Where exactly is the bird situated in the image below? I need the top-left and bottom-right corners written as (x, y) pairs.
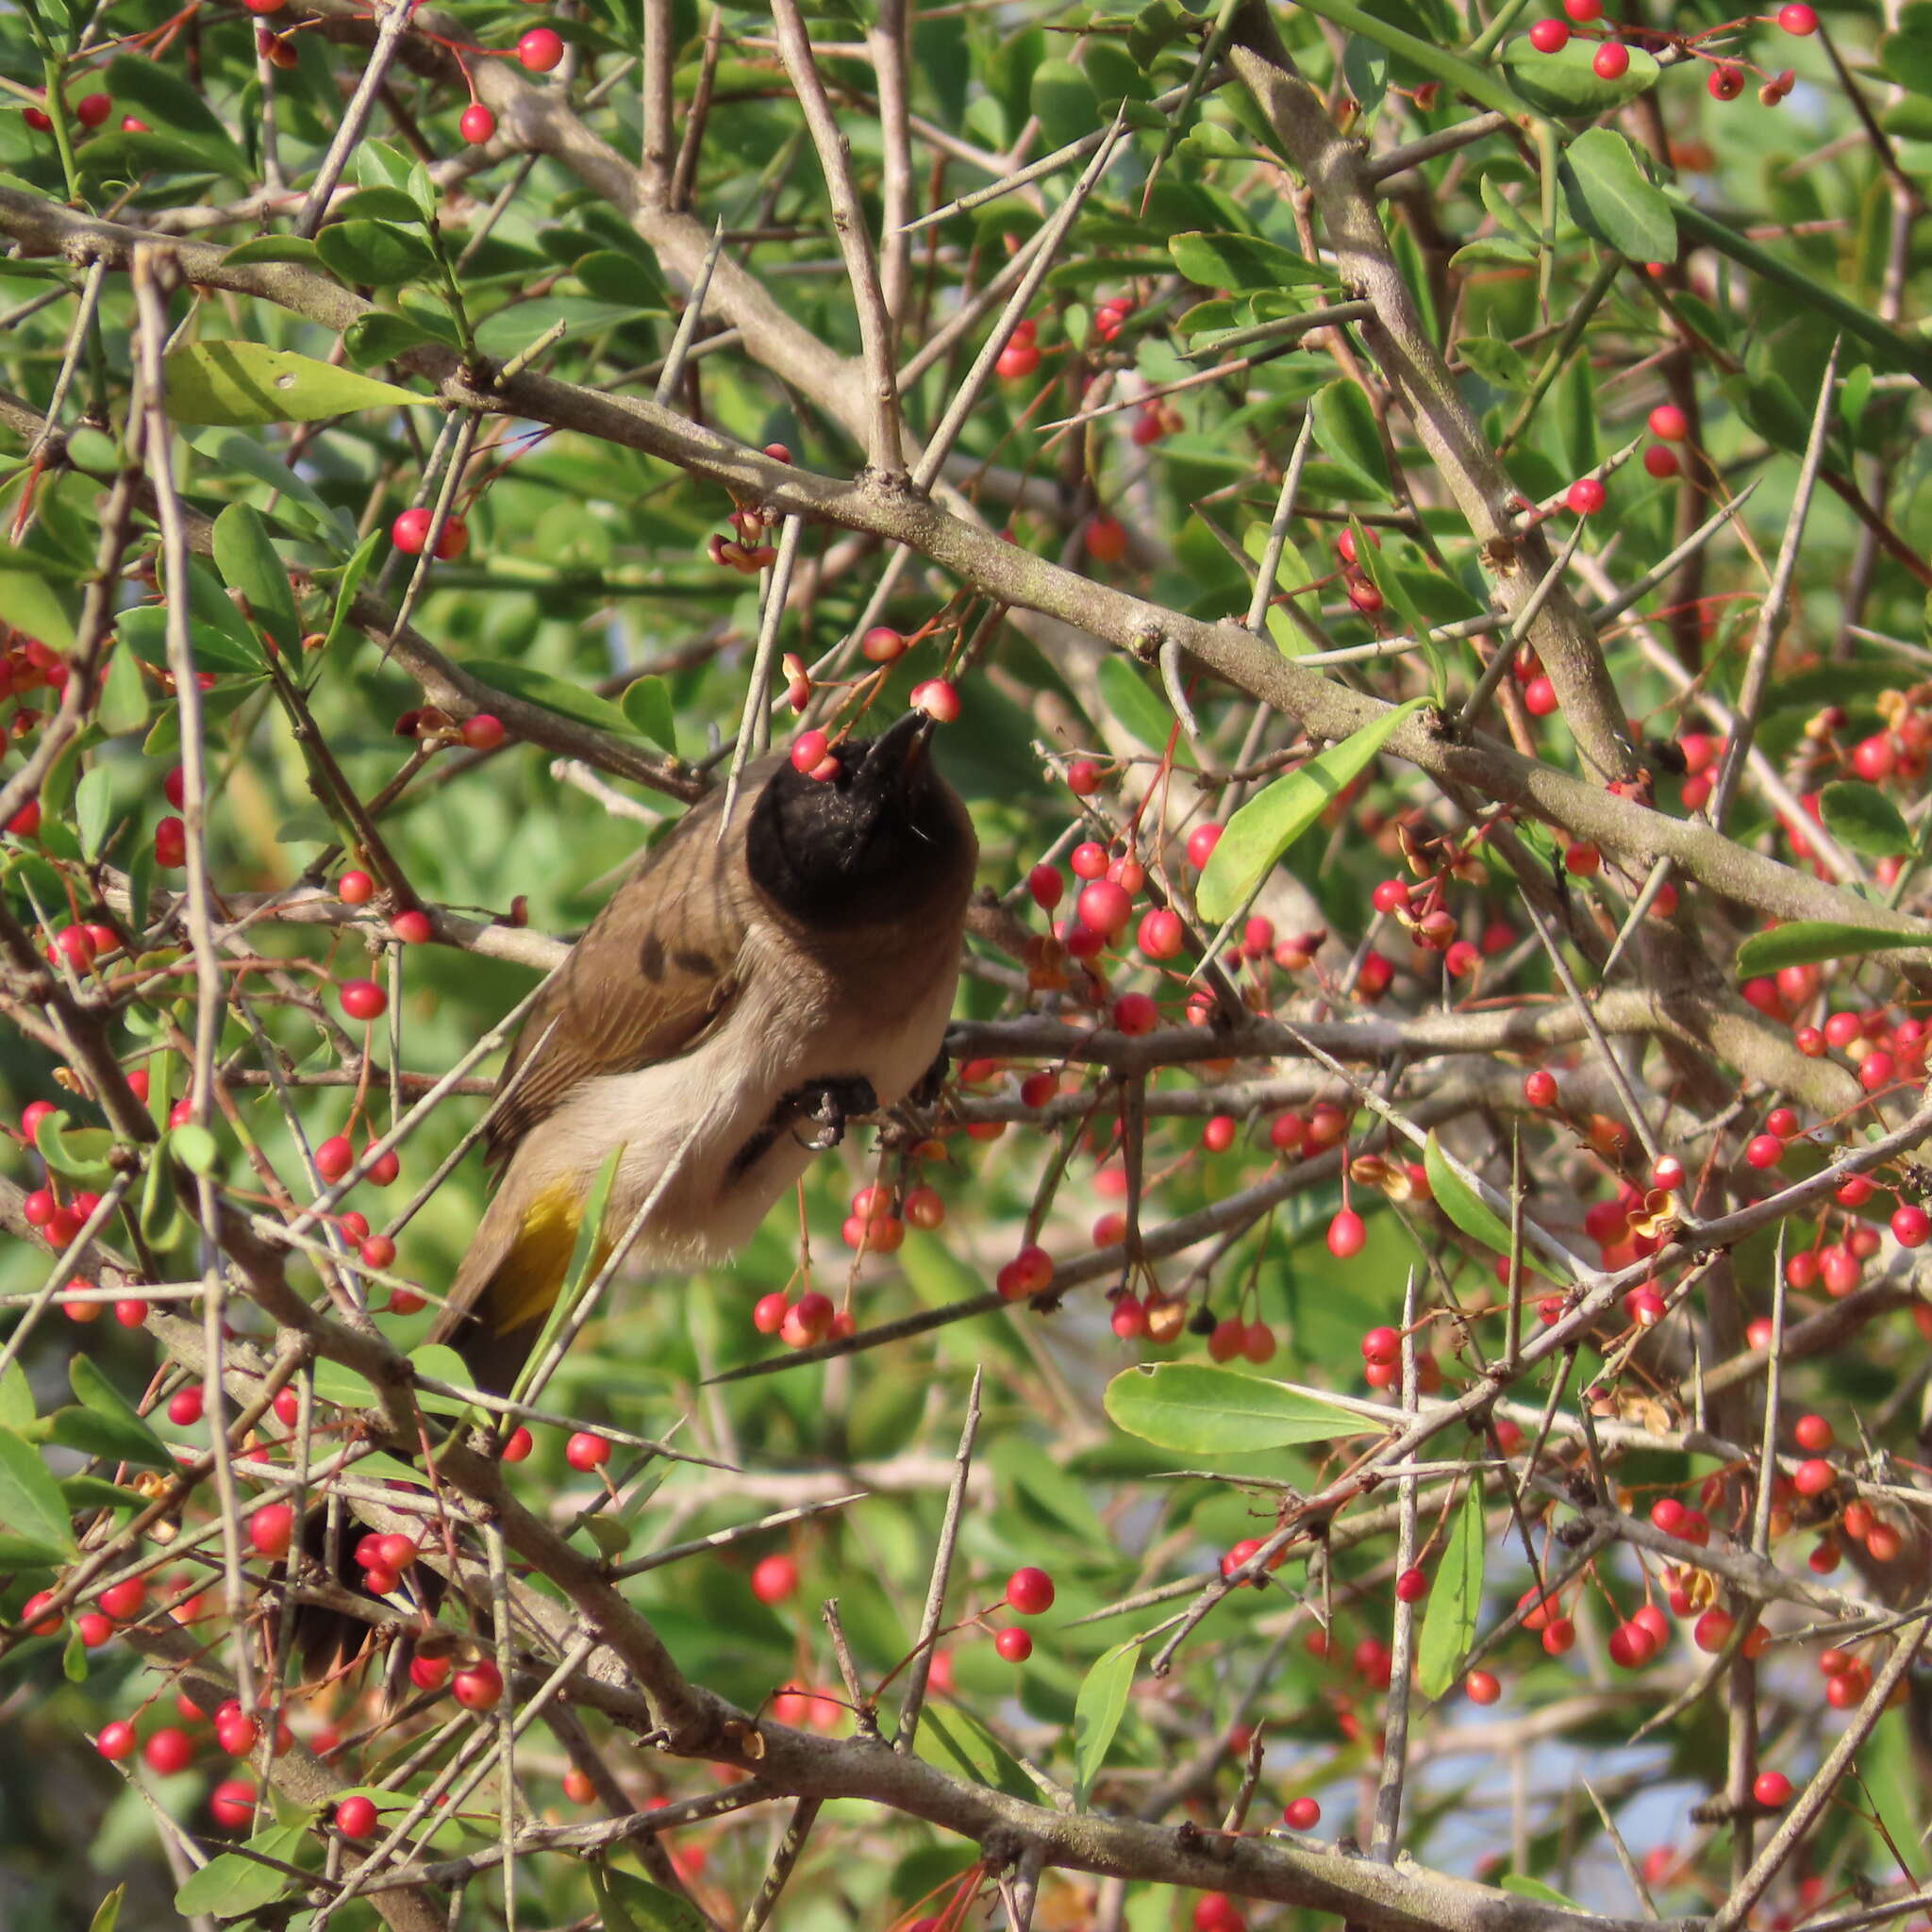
top-left (423, 708), bottom-right (978, 1395)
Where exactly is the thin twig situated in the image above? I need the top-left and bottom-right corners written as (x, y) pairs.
top-left (895, 1368), bottom-right (982, 1753)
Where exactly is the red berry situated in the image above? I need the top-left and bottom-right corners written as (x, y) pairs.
top-left (1524, 1069), bottom-right (1558, 1108)
top-left (1650, 404), bottom-right (1690, 441)
top-left (1793, 1413), bottom-right (1834, 1452)
top-left (339, 978), bottom-right (387, 1022)
top-left (1186, 824), bottom-right (1222, 868)
top-left (1591, 41), bottom-right (1629, 77)
top-left (517, 26), bottom-right (566, 71)
top-left (242, 0), bottom-right (284, 11)
top-left (23, 107), bottom-right (51, 133)
top-left (1707, 62), bottom-right (1744, 100)
top-left (316, 1135), bottom-right (355, 1182)
top-left (143, 1726), bottom-right (194, 1774)
top-left (97, 1720), bottom-right (138, 1761)
top-left (1465, 1669), bottom-right (1502, 1705)
top-left (1793, 1457), bottom-right (1836, 1497)
top-left (1565, 477), bottom-right (1606, 515)
top-left (391, 508), bottom-right (435, 555)
top-left (1076, 879), bottom-right (1133, 939)
top-left (459, 103), bottom-right (496, 144)
top-left (1642, 443), bottom-right (1679, 478)
top-left (20, 1590), bottom-right (61, 1636)
top-left (1777, 2), bottom-right (1816, 31)
top-left (1528, 18), bottom-right (1570, 50)
top-left (390, 908), bottom-right (433, 946)
top-left (337, 1794), bottom-right (379, 1839)
top-left (114, 1298), bottom-right (149, 1327)
top-left (1284, 1795), bottom-right (1322, 1829)
top-left (338, 869), bottom-right (375, 907)
top-left (216, 1714), bottom-right (258, 1756)
top-left (1066, 759), bottom-right (1103, 796)
top-left (453, 1660), bottom-right (504, 1709)
top-left (1395, 1567), bottom-right (1429, 1604)
top-left (751, 1554), bottom-right (799, 1605)
top-left (911, 677), bottom-right (960, 724)
top-left (1138, 908), bottom-right (1185, 959)
top-left (791, 729), bottom-right (831, 775)
top-left (753, 1291), bottom-right (791, 1335)
top-left (410, 1655), bottom-right (452, 1691)
top-left (98, 1576), bottom-right (146, 1621)
top-left (501, 1426), bottom-right (534, 1461)
top-left (1523, 675), bottom-right (1558, 717)
top-left (1892, 1205), bottom-right (1930, 1248)
top-left (1085, 515), bottom-right (1129, 565)
top-left (1327, 1208), bottom-right (1366, 1259)
top-left (210, 1778), bottom-right (257, 1828)
top-left (563, 1768), bottom-right (595, 1803)
top-left (75, 94), bottom-right (112, 128)
top-left (994, 1626), bottom-right (1033, 1662)
top-left (167, 1387), bottom-right (205, 1426)
top-left (1743, 1133), bottom-right (1784, 1170)
top-left (1112, 991), bottom-right (1158, 1036)
top-left (461, 713), bottom-right (506, 751)
top-left (361, 1234), bottom-right (398, 1270)
top-left (565, 1432), bottom-right (610, 1472)
top-left (861, 625), bottom-right (907, 663)
top-left (1754, 1772), bottom-right (1792, 1807)
top-left (249, 1503), bottom-right (294, 1560)
top-left (1006, 1566), bottom-right (1055, 1615)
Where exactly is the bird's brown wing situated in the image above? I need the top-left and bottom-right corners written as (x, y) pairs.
top-left (482, 770), bottom-right (767, 1167)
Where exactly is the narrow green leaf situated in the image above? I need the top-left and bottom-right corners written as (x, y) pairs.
top-left (48, 1406), bottom-right (175, 1473)
top-left (185, 426), bottom-right (352, 547)
top-left (169, 1122), bottom-right (219, 1174)
top-left (1734, 922), bottom-right (1932, 977)
top-left (69, 1354), bottom-right (172, 1470)
top-left (0, 1534), bottom-right (67, 1567)
top-left (1290, 0), bottom-right (1533, 117)
top-left (1104, 1363), bottom-right (1367, 1454)
top-left (1423, 1128), bottom-right (1522, 1265)
top-left (1558, 128), bottom-right (1676, 265)
top-left (1096, 657), bottom-right (1182, 756)
top-left (912, 1702), bottom-right (1037, 1800)
top-left (0, 1428), bottom-right (77, 1554)
top-left (620, 675), bottom-right (678, 753)
top-left (1502, 1876), bottom-right (1585, 1908)
top-left (1169, 231), bottom-right (1339, 291)
top-left (467, 660), bottom-right (636, 737)
top-left (35, 1116), bottom-right (117, 1188)
top-left (590, 1865), bottom-right (707, 1932)
top-left (74, 768), bottom-right (111, 860)
top-left (1031, 58), bottom-right (1101, 151)
top-left (1311, 378), bottom-right (1391, 501)
top-left (212, 504), bottom-right (300, 657)
top-left (1195, 700), bottom-right (1424, 922)
top-left (320, 529), bottom-right (383, 657)
top-left (162, 341), bottom-right (431, 426)
top-left (1820, 780), bottom-right (1913, 858)
top-left (90, 1883), bottom-right (126, 1932)
top-left (1417, 1475), bottom-right (1486, 1697)
top-left (104, 54), bottom-right (248, 172)
top-left (1072, 1641), bottom-right (1139, 1807)
top-left (0, 1362), bottom-right (34, 1429)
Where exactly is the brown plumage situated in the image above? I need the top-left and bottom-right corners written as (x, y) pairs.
top-left (425, 711), bottom-right (977, 1392)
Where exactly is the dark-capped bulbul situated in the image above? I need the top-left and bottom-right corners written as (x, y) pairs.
top-left (425, 710), bottom-right (977, 1393)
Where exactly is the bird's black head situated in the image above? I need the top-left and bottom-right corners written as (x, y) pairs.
top-left (746, 712), bottom-right (974, 930)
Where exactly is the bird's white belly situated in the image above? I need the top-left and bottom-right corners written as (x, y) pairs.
top-left (530, 930), bottom-right (958, 1267)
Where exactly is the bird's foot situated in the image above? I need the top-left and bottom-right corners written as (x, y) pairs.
top-left (789, 1074), bottom-right (878, 1151)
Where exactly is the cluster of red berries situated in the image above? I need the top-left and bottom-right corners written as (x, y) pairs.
top-left (1091, 293), bottom-right (1135, 344)
top-left (993, 1564), bottom-right (1055, 1663)
top-left (1523, 2), bottom-right (1812, 105)
top-left (391, 507), bottom-right (469, 560)
top-left (751, 1287), bottom-right (851, 1350)
top-left (995, 317), bottom-right (1041, 380)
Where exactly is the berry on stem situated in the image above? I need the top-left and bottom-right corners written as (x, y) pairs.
top-left (1006, 1566), bottom-right (1055, 1615)
top-left (518, 26), bottom-right (566, 71)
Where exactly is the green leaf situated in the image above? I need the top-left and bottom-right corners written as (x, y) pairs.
top-left (1558, 128), bottom-right (1676, 264)
top-left (620, 675), bottom-right (678, 753)
top-left (473, 298), bottom-right (651, 359)
top-left (1417, 1474), bottom-right (1485, 1697)
top-left (0, 1363), bottom-right (34, 1429)
top-left (162, 341), bottom-right (431, 426)
top-left (35, 1116), bottom-right (117, 1188)
top-left (344, 311), bottom-right (442, 369)
top-left (1502, 1876), bottom-right (1585, 1909)
top-left (0, 549), bottom-right (79, 653)
top-left (1032, 59), bottom-right (1101, 152)
top-left (0, 1534), bottom-right (66, 1567)
top-left (185, 426), bottom-right (352, 547)
top-left (1290, 0), bottom-right (1532, 117)
top-left (169, 1122), bottom-right (219, 1174)
top-left (313, 219), bottom-right (438, 288)
top-left (334, 185), bottom-right (426, 226)
top-left (1880, 28), bottom-right (1932, 94)
top-left (1734, 922), bottom-right (1932, 977)
top-left (466, 660), bottom-right (636, 737)
top-left (1310, 378), bottom-right (1392, 501)
top-left (48, 1406), bottom-right (175, 1473)
top-left (77, 129), bottom-right (241, 181)
top-left (912, 1702), bottom-right (1036, 1800)
top-left (1195, 700), bottom-right (1424, 922)
top-left (174, 1849), bottom-right (291, 1918)
top-left (1104, 1364), bottom-right (1367, 1454)
top-left (103, 54), bottom-right (248, 174)
top-left (1424, 1128), bottom-right (1526, 1268)
top-left (69, 1354), bottom-right (172, 1471)
top-left (590, 1865), bottom-right (708, 1932)
top-left (222, 236), bottom-right (325, 268)
top-left (1096, 657), bottom-right (1181, 756)
top-left (90, 1884), bottom-right (125, 1932)
top-left (212, 504), bottom-right (300, 657)
top-left (75, 768), bottom-right (111, 860)
top-left (1499, 36), bottom-right (1661, 114)
top-left (0, 1428), bottom-right (76, 1554)
top-left (1169, 231), bottom-right (1339, 291)
top-left (1072, 1641), bottom-right (1138, 1807)
top-left (117, 605), bottom-right (266, 678)
top-left (319, 529), bottom-right (382, 657)
top-left (1820, 780), bottom-right (1913, 859)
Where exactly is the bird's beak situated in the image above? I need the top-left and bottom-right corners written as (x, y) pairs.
top-left (861, 709), bottom-right (935, 790)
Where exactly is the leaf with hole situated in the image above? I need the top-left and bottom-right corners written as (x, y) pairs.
top-left (1105, 1363), bottom-right (1367, 1454)
top-left (1195, 700), bottom-right (1424, 922)
top-left (162, 341), bottom-right (430, 426)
